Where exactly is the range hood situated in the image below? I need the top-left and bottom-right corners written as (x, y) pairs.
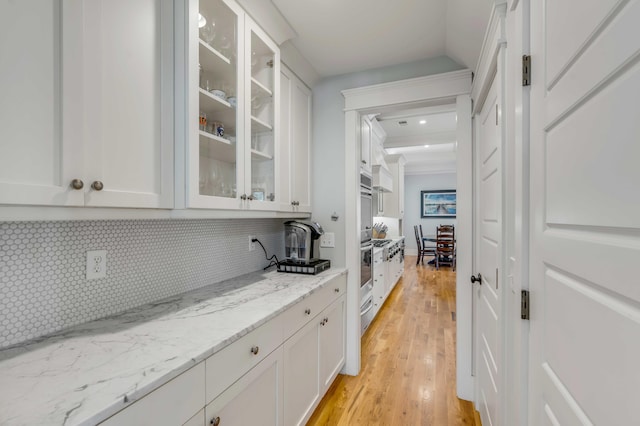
top-left (372, 164), bottom-right (393, 192)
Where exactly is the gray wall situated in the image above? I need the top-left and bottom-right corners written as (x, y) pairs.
top-left (311, 56), bottom-right (463, 267)
top-left (403, 172), bottom-right (457, 254)
top-left (0, 218), bottom-right (285, 349)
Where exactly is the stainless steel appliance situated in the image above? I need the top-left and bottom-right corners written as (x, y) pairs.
top-left (360, 174), bottom-right (373, 243)
top-left (360, 174), bottom-right (374, 335)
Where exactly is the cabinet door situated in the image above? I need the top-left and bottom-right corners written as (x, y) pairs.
top-left (245, 17), bottom-right (280, 210)
top-left (397, 161), bottom-right (405, 218)
top-left (188, 0), bottom-right (245, 209)
top-left (361, 117), bottom-right (372, 174)
top-left (82, 0), bottom-right (174, 208)
top-left (0, 1), bottom-right (83, 206)
top-left (205, 347), bottom-right (283, 426)
top-left (290, 75), bottom-right (312, 212)
top-left (279, 65), bottom-right (311, 213)
top-left (319, 296), bottom-right (346, 391)
top-left (283, 315), bottom-right (321, 426)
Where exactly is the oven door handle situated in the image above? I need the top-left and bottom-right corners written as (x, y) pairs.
top-left (361, 297), bottom-right (374, 315)
top-left (360, 244), bottom-right (373, 251)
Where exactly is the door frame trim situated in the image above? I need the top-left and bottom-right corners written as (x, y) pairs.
top-left (342, 69), bottom-right (474, 399)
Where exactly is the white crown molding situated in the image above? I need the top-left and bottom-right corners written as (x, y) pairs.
top-left (342, 69), bottom-right (472, 112)
top-left (236, 0), bottom-right (297, 45)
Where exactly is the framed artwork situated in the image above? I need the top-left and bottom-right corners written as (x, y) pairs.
top-left (421, 190), bottom-right (456, 218)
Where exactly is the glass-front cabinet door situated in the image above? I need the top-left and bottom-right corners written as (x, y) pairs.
top-left (245, 19), bottom-right (279, 209)
top-left (187, 0), bottom-right (280, 210)
top-left (190, 0), bottom-right (244, 208)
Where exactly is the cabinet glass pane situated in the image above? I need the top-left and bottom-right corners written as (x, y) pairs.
top-left (249, 31), bottom-right (275, 203)
top-left (198, 0), bottom-right (239, 198)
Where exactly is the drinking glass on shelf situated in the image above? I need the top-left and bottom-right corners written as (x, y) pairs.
top-left (199, 17), bottom-right (216, 45)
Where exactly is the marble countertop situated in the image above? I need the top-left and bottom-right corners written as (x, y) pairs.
top-left (0, 268), bottom-right (347, 425)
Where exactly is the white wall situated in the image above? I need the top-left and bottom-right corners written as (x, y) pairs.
top-left (311, 56), bottom-right (463, 267)
top-left (403, 172), bottom-right (457, 255)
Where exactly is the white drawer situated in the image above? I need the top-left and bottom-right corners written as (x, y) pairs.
top-left (205, 313), bottom-right (283, 403)
top-left (282, 274), bottom-right (346, 338)
top-left (100, 362), bottom-right (205, 426)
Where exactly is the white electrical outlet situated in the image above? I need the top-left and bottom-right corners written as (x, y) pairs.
top-left (249, 235), bottom-right (256, 251)
top-left (86, 250), bottom-right (107, 280)
top-left (320, 232), bottom-right (335, 248)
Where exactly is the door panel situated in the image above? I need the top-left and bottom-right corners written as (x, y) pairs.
top-left (530, 0), bottom-right (640, 424)
top-left (475, 75), bottom-right (502, 426)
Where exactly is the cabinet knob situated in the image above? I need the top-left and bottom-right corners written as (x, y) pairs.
top-left (305, 308), bottom-right (311, 315)
top-left (250, 346), bottom-right (259, 355)
top-left (247, 195), bottom-right (254, 201)
top-left (320, 319), bottom-right (325, 326)
top-left (70, 179), bottom-right (84, 190)
top-left (325, 317), bottom-right (329, 324)
top-left (210, 416), bottom-right (221, 426)
top-left (91, 181), bottom-right (104, 191)
top-left (334, 288), bottom-right (339, 293)
top-left (240, 194), bottom-right (247, 200)
top-left (361, 160), bottom-right (366, 164)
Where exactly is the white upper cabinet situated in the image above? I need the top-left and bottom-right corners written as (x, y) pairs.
top-left (360, 116), bottom-right (372, 175)
top-left (280, 65), bottom-right (312, 213)
top-left (183, 0), bottom-right (280, 211)
top-left (82, 0), bottom-right (174, 208)
top-left (383, 155), bottom-right (405, 219)
top-left (0, 0), bottom-right (174, 209)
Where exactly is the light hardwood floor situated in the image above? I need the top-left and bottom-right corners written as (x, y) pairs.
top-left (307, 255), bottom-right (480, 426)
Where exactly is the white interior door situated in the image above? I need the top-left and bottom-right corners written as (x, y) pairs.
top-left (474, 74), bottom-right (503, 426)
top-left (529, 0), bottom-right (640, 424)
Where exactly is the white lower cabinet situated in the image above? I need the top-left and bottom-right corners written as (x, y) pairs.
top-left (205, 347), bottom-right (284, 426)
top-left (283, 315), bottom-right (321, 426)
top-left (100, 362), bottom-right (205, 426)
top-left (319, 297), bottom-right (346, 390)
top-left (283, 295), bottom-right (345, 426)
top-left (98, 274), bottom-right (346, 426)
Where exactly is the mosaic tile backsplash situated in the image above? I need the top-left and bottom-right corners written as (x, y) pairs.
top-left (0, 218), bottom-right (286, 349)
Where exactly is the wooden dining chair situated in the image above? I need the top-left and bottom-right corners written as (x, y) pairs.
top-left (435, 225), bottom-right (456, 270)
top-left (414, 225), bottom-right (436, 265)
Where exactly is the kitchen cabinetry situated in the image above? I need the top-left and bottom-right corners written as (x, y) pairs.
top-left (280, 65), bottom-right (312, 213)
top-left (383, 155), bottom-right (406, 219)
top-left (360, 116), bottom-right (372, 175)
top-left (100, 362), bottom-right (205, 426)
top-left (97, 273), bottom-right (346, 426)
top-left (372, 248), bottom-right (385, 317)
top-left (183, 0), bottom-right (280, 211)
top-left (205, 347), bottom-right (284, 426)
top-left (283, 294), bottom-right (345, 426)
top-left (0, 0), bottom-right (174, 209)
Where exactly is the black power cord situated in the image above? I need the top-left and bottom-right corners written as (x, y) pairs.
top-left (252, 238), bottom-right (280, 270)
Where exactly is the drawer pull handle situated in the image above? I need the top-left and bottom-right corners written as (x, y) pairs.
top-left (305, 308), bottom-right (311, 315)
top-left (210, 416), bottom-right (221, 426)
top-left (250, 346), bottom-right (259, 355)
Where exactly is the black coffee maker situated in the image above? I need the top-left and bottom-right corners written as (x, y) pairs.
top-left (279, 221), bottom-right (330, 274)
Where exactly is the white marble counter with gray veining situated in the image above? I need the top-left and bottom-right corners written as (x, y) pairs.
top-left (0, 268), bottom-right (347, 425)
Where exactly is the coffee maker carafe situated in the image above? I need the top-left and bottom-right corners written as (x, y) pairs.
top-left (284, 221), bottom-right (323, 264)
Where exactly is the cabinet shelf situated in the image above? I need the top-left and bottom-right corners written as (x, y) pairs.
top-left (251, 116), bottom-right (273, 133)
top-left (251, 77), bottom-right (272, 97)
top-left (199, 130), bottom-right (236, 163)
top-left (200, 89), bottom-right (236, 134)
top-left (199, 39), bottom-right (231, 65)
top-left (251, 149), bottom-right (273, 161)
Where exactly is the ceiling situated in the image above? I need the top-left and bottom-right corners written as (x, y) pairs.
top-left (376, 105), bottom-right (458, 174)
top-left (272, 0), bottom-right (493, 77)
